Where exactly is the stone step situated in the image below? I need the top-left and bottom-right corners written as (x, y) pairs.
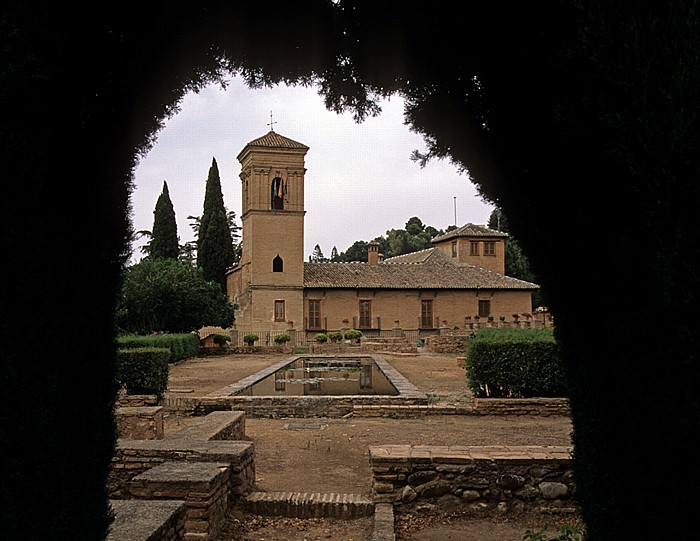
top-left (243, 491), bottom-right (374, 519)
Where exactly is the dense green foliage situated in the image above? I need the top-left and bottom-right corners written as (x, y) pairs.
top-left (198, 158), bottom-right (236, 290)
top-left (274, 333), bottom-right (291, 344)
top-left (343, 329), bottom-right (363, 341)
top-left (116, 258), bottom-right (235, 334)
top-left (148, 181), bottom-right (180, 260)
top-left (465, 329), bottom-right (565, 398)
top-left (117, 333), bottom-right (199, 363)
top-left (243, 333), bottom-right (259, 345)
top-left (115, 347), bottom-right (170, 396)
top-left (325, 216), bottom-right (445, 262)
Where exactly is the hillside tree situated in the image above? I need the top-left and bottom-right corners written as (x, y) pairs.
top-left (148, 181), bottom-right (179, 260)
top-left (198, 157), bottom-right (236, 290)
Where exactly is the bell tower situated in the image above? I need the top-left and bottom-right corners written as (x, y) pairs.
top-left (226, 130), bottom-right (309, 329)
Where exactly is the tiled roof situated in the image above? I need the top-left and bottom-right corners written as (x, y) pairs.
top-left (381, 248), bottom-right (434, 264)
top-left (242, 130), bottom-right (309, 151)
top-left (431, 223), bottom-right (508, 243)
top-left (304, 249), bottom-right (538, 290)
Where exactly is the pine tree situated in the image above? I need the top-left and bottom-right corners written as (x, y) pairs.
top-left (309, 244), bottom-right (327, 262)
top-left (149, 181), bottom-right (179, 259)
top-left (198, 158), bottom-right (235, 290)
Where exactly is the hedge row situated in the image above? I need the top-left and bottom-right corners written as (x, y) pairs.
top-left (465, 328), bottom-right (566, 398)
top-left (117, 333), bottom-right (199, 363)
top-left (116, 347), bottom-right (170, 396)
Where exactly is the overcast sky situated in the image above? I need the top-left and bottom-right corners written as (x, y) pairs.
top-left (130, 75), bottom-right (494, 263)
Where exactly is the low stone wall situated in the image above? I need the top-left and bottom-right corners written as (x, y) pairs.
top-left (108, 500), bottom-right (186, 541)
top-left (128, 461), bottom-right (230, 541)
top-left (424, 334), bottom-right (470, 353)
top-left (109, 439), bottom-right (255, 500)
top-left (196, 395), bottom-right (428, 418)
top-left (370, 445), bottom-right (576, 516)
top-left (474, 398), bottom-right (570, 416)
top-left (116, 406), bottom-right (164, 440)
top-left (163, 411), bottom-right (245, 442)
top-left (118, 393), bottom-right (159, 407)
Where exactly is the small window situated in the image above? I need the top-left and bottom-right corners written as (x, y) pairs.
top-left (271, 177), bottom-right (284, 210)
top-left (359, 300), bottom-right (372, 328)
top-left (273, 255), bottom-right (283, 272)
top-left (484, 242), bottom-right (496, 256)
top-left (478, 299), bottom-right (491, 318)
top-left (274, 300), bottom-right (285, 321)
top-left (308, 300), bottom-right (322, 329)
top-left (470, 241), bottom-right (479, 256)
top-left (451, 241), bottom-right (458, 258)
top-left (420, 299), bottom-right (434, 329)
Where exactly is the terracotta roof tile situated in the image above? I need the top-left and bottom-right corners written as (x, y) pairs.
top-left (432, 223), bottom-right (508, 243)
top-left (304, 249), bottom-right (538, 290)
top-left (243, 130), bottom-right (309, 150)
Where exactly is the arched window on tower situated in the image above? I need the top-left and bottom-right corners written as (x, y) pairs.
top-left (271, 177), bottom-right (284, 210)
top-left (273, 255), bottom-right (283, 272)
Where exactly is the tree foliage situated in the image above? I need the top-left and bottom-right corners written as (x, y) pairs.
top-left (329, 216), bottom-right (445, 262)
top-left (116, 258), bottom-right (235, 334)
top-left (197, 157), bottom-right (237, 290)
top-left (148, 181), bottom-right (180, 260)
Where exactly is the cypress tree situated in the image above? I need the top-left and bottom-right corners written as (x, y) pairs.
top-left (198, 209), bottom-right (234, 291)
top-left (198, 158), bottom-right (235, 290)
top-left (149, 181), bottom-right (179, 260)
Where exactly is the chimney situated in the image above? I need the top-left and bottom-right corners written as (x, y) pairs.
top-left (367, 241), bottom-right (380, 266)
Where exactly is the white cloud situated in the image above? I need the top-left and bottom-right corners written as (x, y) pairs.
top-left (130, 76), bottom-right (493, 261)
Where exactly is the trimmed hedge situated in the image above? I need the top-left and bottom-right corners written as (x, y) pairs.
top-left (116, 347), bottom-right (170, 396)
top-left (117, 333), bottom-right (199, 363)
top-left (465, 328), bottom-right (566, 398)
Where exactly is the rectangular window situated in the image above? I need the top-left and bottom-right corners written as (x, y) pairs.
top-left (274, 300), bottom-right (285, 321)
top-left (359, 300), bottom-right (372, 328)
top-left (484, 242), bottom-right (495, 256)
top-left (451, 241), bottom-right (458, 258)
top-left (470, 241), bottom-right (479, 256)
top-left (478, 299), bottom-right (491, 318)
top-left (421, 300), bottom-right (434, 329)
top-left (308, 300), bottom-right (321, 329)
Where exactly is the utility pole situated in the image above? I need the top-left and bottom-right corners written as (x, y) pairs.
top-left (453, 196), bottom-right (457, 226)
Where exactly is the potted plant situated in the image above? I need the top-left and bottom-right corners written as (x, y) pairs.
top-left (314, 333), bottom-right (328, 343)
top-left (243, 333), bottom-right (259, 347)
top-left (274, 333), bottom-right (291, 346)
top-left (212, 334), bottom-right (230, 347)
top-left (344, 329), bottom-right (363, 343)
top-left (328, 331), bottom-right (343, 343)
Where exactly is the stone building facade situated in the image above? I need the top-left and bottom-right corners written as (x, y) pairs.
top-left (226, 130), bottom-right (538, 333)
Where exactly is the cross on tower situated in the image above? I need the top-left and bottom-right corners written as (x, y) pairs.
top-left (267, 110), bottom-right (277, 132)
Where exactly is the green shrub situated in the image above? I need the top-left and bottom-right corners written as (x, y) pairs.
top-left (314, 332), bottom-right (328, 343)
top-left (343, 329), bottom-right (363, 341)
top-left (243, 333), bottom-right (259, 345)
top-left (116, 347), bottom-right (170, 396)
top-left (465, 328), bottom-right (566, 398)
top-left (117, 333), bottom-right (199, 363)
top-left (212, 333), bottom-right (230, 346)
top-left (328, 331), bottom-right (344, 343)
top-left (274, 333), bottom-right (291, 344)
